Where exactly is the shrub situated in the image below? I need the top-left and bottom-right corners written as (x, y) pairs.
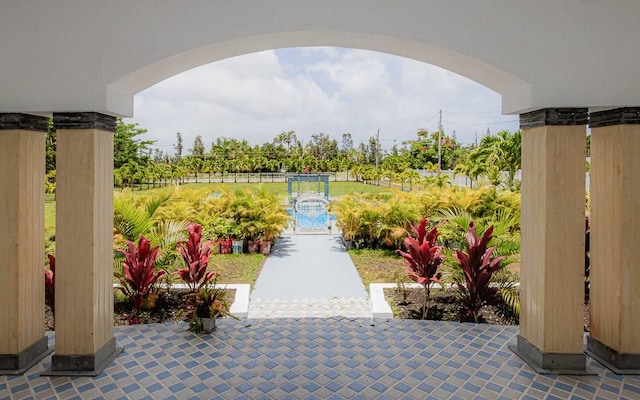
top-left (117, 235), bottom-right (165, 324)
top-left (453, 222), bottom-right (505, 323)
top-left (398, 218), bottom-right (444, 319)
top-left (175, 222), bottom-right (215, 292)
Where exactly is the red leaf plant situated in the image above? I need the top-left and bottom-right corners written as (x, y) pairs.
top-left (118, 235), bottom-right (165, 324)
top-left (398, 218), bottom-right (444, 319)
top-left (44, 254), bottom-right (56, 320)
top-left (175, 222), bottom-right (215, 293)
top-left (453, 222), bottom-right (506, 323)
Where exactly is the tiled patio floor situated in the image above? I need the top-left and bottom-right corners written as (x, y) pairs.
top-left (2, 318), bottom-right (639, 399)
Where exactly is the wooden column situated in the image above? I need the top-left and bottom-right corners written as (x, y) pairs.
top-left (512, 108), bottom-right (588, 374)
top-left (587, 108), bottom-right (640, 374)
top-left (45, 113), bottom-right (122, 376)
top-left (0, 114), bottom-right (51, 375)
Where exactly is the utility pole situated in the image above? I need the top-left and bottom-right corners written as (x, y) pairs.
top-left (375, 128), bottom-right (380, 170)
top-left (437, 109), bottom-right (442, 176)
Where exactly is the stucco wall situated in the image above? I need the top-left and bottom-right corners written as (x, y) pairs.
top-left (1, 1), bottom-right (640, 116)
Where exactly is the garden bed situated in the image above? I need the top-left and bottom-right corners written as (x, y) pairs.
top-left (45, 288), bottom-right (238, 331)
top-left (384, 287), bottom-right (516, 325)
top-left (382, 286), bottom-right (591, 331)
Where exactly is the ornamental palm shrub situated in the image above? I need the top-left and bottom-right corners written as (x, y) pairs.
top-left (330, 193), bottom-right (368, 243)
top-left (453, 222), bottom-right (506, 323)
top-left (175, 222), bottom-right (215, 293)
top-left (113, 188), bottom-right (175, 244)
top-left (377, 192), bottom-right (421, 248)
top-left (256, 189), bottom-right (291, 242)
top-left (117, 235), bottom-right (165, 324)
top-left (44, 254), bottom-right (56, 319)
top-left (398, 218), bottom-right (444, 319)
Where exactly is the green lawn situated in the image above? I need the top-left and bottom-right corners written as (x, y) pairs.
top-left (45, 198), bottom-right (56, 239)
top-left (211, 254), bottom-right (265, 287)
top-left (348, 249), bottom-right (410, 288)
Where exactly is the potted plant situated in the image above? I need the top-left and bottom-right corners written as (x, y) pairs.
top-left (230, 224), bottom-right (244, 254)
top-left (258, 204), bottom-right (291, 255)
top-left (247, 238), bottom-right (260, 254)
top-left (214, 219), bottom-right (234, 254)
top-left (188, 276), bottom-right (238, 333)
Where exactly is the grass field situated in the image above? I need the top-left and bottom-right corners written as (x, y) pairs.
top-left (207, 253), bottom-right (266, 287)
top-left (348, 249), bottom-right (409, 288)
top-left (45, 198), bottom-right (56, 239)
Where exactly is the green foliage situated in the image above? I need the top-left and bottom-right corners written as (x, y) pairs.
top-left (187, 276), bottom-right (239, 333)
top-left (331, 186), bottom-right (521, 255)
top-left (45, 120), bottom-right (56, 172)
top-left (463, 130), bottom-right (522, 189)
top-left (407, 129), bottom-right (464, 170)
top-left (190, 135), bottom-right (206, 157)
top-left (114, 119), bottom-right (155, 169)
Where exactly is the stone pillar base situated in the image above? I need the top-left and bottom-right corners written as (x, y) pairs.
top-left (0, 336), bottom-right (52, 375)
top-left (43, 337), bottom-right (123, 377)
top-left (509, 335), bottom-right (593, 375)
top-left (586, 336), bottom-right (640, 375)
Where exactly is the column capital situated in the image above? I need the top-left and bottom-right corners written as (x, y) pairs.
top-left (53, 112), bottom-right (117, 132)
top-left (0, 113), bottom-right (49, 132)
top-left (520, 108), bottom-right (588, 129)
top-left (589, 107), bottom-right (640, 128)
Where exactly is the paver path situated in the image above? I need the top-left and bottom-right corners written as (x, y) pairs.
top-left (249, 235), bottom-right (370, 318)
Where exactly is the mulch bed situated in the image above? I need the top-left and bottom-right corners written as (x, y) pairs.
top-left (384, 287), bottom-right (517, 325)
top-left (45, 289), bottom-right (236, 331)
top-left (385, 287), bottom-right (591, 331)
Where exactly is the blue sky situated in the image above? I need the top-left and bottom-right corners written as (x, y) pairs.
top-left (125, 47), bottom-right (519, 154)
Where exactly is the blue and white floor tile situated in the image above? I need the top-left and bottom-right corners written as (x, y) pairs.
top-left (2, 318), bottom-right (640, 399)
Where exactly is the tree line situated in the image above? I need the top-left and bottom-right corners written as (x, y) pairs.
top-left (45, 119), bottom-right (525, 190)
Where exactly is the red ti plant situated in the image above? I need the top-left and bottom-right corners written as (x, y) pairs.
top-left (118, 235), bottom-right (165, 324)
top-left (44, 254), bottom-right (56, 319)
top-left (453, 222), bottom-right (506, 323)
top-left (175, 222), bottom-right (215, 293)
top-left (398, 218), bottom-right (444, 319)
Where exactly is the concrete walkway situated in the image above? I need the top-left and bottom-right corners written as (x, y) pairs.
top-left (249, 235), bottom-right (370, 318)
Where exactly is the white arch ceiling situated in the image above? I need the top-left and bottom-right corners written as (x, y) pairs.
top-left (2, 0), bottom-right (640, 116)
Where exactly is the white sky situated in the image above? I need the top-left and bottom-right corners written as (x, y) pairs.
top-left (125, 47), bottom-right (520, 154)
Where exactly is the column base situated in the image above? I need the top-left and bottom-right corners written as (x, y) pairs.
top-left (586, 336), bottom-right (640, 375)
top-left (0, 336), bottom-right (52, 375)
top-left (42, 337), bottom-right (123, 377)
top-left (509, 335), bottom-right (594, 375)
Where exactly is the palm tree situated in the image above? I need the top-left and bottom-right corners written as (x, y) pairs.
top-left (252, 155), bottom-right (267, 182)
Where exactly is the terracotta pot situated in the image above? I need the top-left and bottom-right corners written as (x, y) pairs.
top-left (259, 240), bottom-right (272, 255)
top-left (220, 239), bottom-right (233, 254)
top-left (247, 240), bottom-right (259, 254)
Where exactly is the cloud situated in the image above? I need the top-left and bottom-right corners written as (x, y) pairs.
top-left (126, 47), bottom-right (519, 154)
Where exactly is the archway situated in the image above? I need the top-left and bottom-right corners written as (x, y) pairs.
top-left (2, 1), bottom-right (639, 376)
